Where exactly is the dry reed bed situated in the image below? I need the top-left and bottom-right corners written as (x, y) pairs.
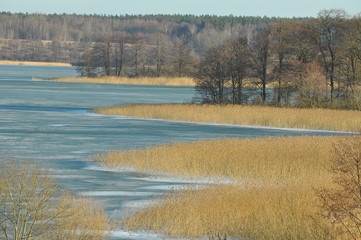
top-left (94, 104), bottom-right (361, 132)
top-left (94, 136), bottom-right (335, 183)
top-left (99, 136), bottom-right (359, 239)
top-left (51, 76), bottom-right (196, 86)
top-left (123, 184), bottom-right (331, 240)
top-left (0, 60), bottom-right (72, 66)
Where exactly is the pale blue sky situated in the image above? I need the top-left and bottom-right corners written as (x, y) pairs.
top-left (1, 0), bottom-right (360, 17)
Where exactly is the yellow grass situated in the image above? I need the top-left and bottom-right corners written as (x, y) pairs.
top-left (123, 184), bottom-right (331, 240)
top-left (0, 60), bottom-right (72, 67)
top-left (95, 136), bottom-right (338, 183)
top-left (94, 104), bottom-right (361, 132)
top-left (51, 76), bottom-right (196, 86)
top-left (100, 136), bottom-right (361, 239)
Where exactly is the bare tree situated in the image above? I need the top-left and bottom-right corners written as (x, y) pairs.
top-left (225, 36), bottom-right (250, 104)
top-left (195, 45), bottom-right (229, 104)
top-left (297, 62), bottom-right (328, 107)
top-left (114, 32), bottom-right (130, 77)
top-left (270, 20), bottom-right (300, 105)
top-left (311, 9), bottom-right (347, 103)
top-left (337, 15), bottom-right (361, 109)
top-left (130, 33), bottom-right (145, 77)
top-left (251, 29), bottom-right (271, 104)
top-left (318, 136), bottom-right (361, 240)
top-left (154, 33), bottom-right (167, 77)
top-left (173, 38), bottom-right (189, 77)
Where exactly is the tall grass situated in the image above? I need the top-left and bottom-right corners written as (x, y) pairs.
top-left (114, 136), bottom-right (353, 239)
top-left (99, 136), bottom-right (361, 239)
top-left (95, 136), bottom-right (336, 183)
top-left (0, 60), bottom-right (72, 66)
top-left (123, 184), bottom-right (331, 240)
top-left (94, 104), bottom-right (361, 132)
top-left (50, 76), bottom-right (196, 86)
top-left (106, 136), bottom-right (361, 240)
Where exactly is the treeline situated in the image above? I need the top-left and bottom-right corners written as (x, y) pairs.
top-left (0, 12), bottom-right (288, 41)
top-left (194, 9), bottom-right (361, 109)
top-left (0, 12), bottom-right (292, 64)
top-left (0, 39), bottom-right (87, 63)
top-left (1, 10), bottom-right (360, 109)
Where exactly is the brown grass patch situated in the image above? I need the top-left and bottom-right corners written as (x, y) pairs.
top-left (94, 104), bottom-right (361, 132)
top-left (100, 136), bottom-right (361, 239)
top-left (103, 134), bottom-right (361, 239)
top-left (0, 60), bottom-right (72, 67)
top-left (95, 136), bottom-right (337, 184)
top-left (123, 184), bottom-right (331, 240)
top-left (51, 76), bottom-right (195, 86)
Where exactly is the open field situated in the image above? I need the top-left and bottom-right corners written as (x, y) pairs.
top-left (50, 76), bottom-right (196, 86)
top-left (94, 136), bottom-right (336, 183)
top-left (0, 60), bottom-right (72, 67)
top-left (94, 104), bottom-right (361, 132)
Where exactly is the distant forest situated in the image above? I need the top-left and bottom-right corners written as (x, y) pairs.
top-left (1, 11), bottom-right (360, 109)
top-left (0, 12), bottom-right (299, 65)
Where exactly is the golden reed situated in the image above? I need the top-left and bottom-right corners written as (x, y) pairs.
top-left (94, 104), bottom-right (361, 132)
top-left (0, 60), bottom-right (72, 67)
top-left (50, 76), bottom-right (195, 86)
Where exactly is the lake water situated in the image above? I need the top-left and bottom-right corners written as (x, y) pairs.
top-left (0, 65), bottom-right (348, 239)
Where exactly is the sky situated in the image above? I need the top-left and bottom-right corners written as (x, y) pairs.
top-left (1, 0), bottom-right (360, 18)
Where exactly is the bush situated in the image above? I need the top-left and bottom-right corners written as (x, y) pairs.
top-left (0, 160), bottom-right (112, 240)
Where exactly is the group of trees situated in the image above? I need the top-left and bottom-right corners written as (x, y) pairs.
top-left (195, 9), bottom-right (361, 109)
top-left (77, 32), bottom-right (197, 77)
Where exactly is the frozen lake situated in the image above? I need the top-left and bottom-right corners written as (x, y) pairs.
top-left (0, 65), bottom-right (348, 239)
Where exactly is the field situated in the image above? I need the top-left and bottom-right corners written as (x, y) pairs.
top-left (94, 104), bottom-right (361, 132)
top-left (50, 76), bottom-right (196, 86)
top-left (0, 60), bottom-right (72, 67)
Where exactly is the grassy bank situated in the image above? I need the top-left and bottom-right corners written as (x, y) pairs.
top-left (50, 76), bottom-right (195, 86)
top-left (94, 136), bottom-right (335, 183)
top-left (94, 104), bottom-right (361, 132)
top-left (0, 60), bottom-right (72, 67)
